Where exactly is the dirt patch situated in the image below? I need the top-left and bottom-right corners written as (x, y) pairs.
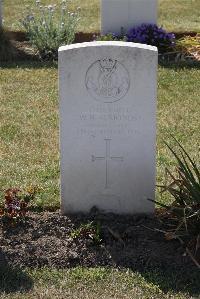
top-left (0, 211), bottom-right (199, 272)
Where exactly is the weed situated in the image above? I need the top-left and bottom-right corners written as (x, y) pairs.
top-left (71, 221), bottom-right (102, 245)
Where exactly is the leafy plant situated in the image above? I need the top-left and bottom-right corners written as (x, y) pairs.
top-left (95, 30), bottom-right (126, 42)
top-left (71, 221), bottom-right (102, 245)
top-left (20, 0), bottom-right (80, 60)
top-left (0, 187), bottom-right (37, 227)
top-left (126, 23), bottom-right (175, 53)
top-left (151, 137), bottom-right (200, 268)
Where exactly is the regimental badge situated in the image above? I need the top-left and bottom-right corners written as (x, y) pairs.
top-left (85, 58), bottom-right (130, 103)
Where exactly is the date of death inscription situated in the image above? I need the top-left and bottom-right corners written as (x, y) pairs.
top-left (74, 106), bottom-right (141, 137)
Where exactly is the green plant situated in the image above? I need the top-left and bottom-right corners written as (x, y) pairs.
top-left (71, 221), bottom-right (102, 245)
top-left (0, 186), bottom-right (37, 227)
top-left (95, 31), bottom-right (126, 42)
top-left (20, 0), bottom-right (80, 60)
top-left (152, 137), bottom-right (200, 268)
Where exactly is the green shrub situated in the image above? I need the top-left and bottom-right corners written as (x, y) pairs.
top-left (20, 0), bottom-right (80, 60)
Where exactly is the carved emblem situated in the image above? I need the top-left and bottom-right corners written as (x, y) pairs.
top-left (85, 58), bottom-right (130, 103)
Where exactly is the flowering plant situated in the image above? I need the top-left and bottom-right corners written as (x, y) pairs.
top-left (126, 23), bottom-right (175, 53)
top-left (0, 187), bottom-right (37, 227)
top-left (21, 0), bottom-right (80, 60)
top-left (95, 31), bottom-right (126, 42)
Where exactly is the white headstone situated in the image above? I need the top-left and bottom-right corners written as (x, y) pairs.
top-left (101, 0), bottom-right (157, 35)
top-left (59, 41), bottom-right (157, 215)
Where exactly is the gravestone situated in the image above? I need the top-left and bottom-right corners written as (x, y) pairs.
top-left (101, 0), bottom-right (157, 35)
top-left (59, 41), bottom-right (157, 214)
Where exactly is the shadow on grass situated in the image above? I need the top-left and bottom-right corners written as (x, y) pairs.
top-left (0, 249), bottom-right (33, 294)
top-left (67, 213), bottom-right (200, 297)
top-left (1, 59), bottom-right (200, 70)
top-left (158, 59), bottom-right (200, 70)
top-left (133, 266), bottom-right (200, 296)
top-left (0, 60), bottom-right (57, 70)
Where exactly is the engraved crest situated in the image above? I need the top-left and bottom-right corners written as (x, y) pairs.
top-left (85, 58), bottom-right (130, 103)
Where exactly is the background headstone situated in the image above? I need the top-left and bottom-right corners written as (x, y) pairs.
top-left (59, 41), bottom-right (157, 214)
top-left (101, 0), bottom-right (157, 35)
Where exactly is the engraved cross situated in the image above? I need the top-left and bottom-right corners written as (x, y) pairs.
top-left (92, 139), bottom-right (124, 189)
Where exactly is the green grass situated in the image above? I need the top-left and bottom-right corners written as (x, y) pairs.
top-left (159, 0), bottom-right (200, 32)
top-left (2, 0), bottom-right (200, 33)
top-left (0, 266), bottom-right (199, 298)
top-left (0, 62), bottom-right (59, 208)
top-left (0, 62), bottom-right (199, 207)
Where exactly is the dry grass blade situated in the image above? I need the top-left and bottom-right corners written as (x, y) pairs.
top-left (176, 34), bottom-right (200, 61)
top-left (153, 137), bottom-right (200, 268)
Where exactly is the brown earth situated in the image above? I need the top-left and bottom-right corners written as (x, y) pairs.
top-left (0, 210), bottom-right (199, 272)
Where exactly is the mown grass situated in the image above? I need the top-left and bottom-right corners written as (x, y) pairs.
top-left (2, 0), bottom-right (200, 33)
top-left (0, 62), bottom-right (199, 207)
top-left (0, 266), bottom-right (199, 299)
top-left (159, 0), bottom-right (200, 32)
top-left (0, 62), bottom-right (59, 208)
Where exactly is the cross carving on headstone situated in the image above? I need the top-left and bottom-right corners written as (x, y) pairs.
top-left (92, 139), bottom-right (124, 189)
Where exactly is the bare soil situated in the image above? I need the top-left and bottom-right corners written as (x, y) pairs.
top-left (0, 210), bottom-right (199, 272)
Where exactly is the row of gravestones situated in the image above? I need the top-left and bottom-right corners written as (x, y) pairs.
top-left (2, 0), bottom-right (158, 215)
top-left (0, 0), bottom-right (157, 32)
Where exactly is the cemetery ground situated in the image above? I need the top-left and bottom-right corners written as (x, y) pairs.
top-left (1, 64), bottom-right (200, 297)
top-left (0, 1), bottom-right (200, 299)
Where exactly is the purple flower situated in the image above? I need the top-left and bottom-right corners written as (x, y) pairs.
top-left (126, 23), bottom-right (175, 53)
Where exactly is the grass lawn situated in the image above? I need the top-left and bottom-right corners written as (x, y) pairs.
top-left (0, 1), bottom-right (200, 298)
top-left (3, 0), bottom-right (200, 33)
top-left (1, 266), bottom-right (200, 298)
top-left (0, 62), bottom-right (199, 208)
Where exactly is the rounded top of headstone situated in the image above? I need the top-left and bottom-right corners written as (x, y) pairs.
top-left (58, 41), bottom-right (158, 53)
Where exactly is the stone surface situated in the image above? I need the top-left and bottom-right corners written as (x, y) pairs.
top-left (101, 0), bottom-right (157, 35)
top-left (59, 41), bottom-right (157, 214)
